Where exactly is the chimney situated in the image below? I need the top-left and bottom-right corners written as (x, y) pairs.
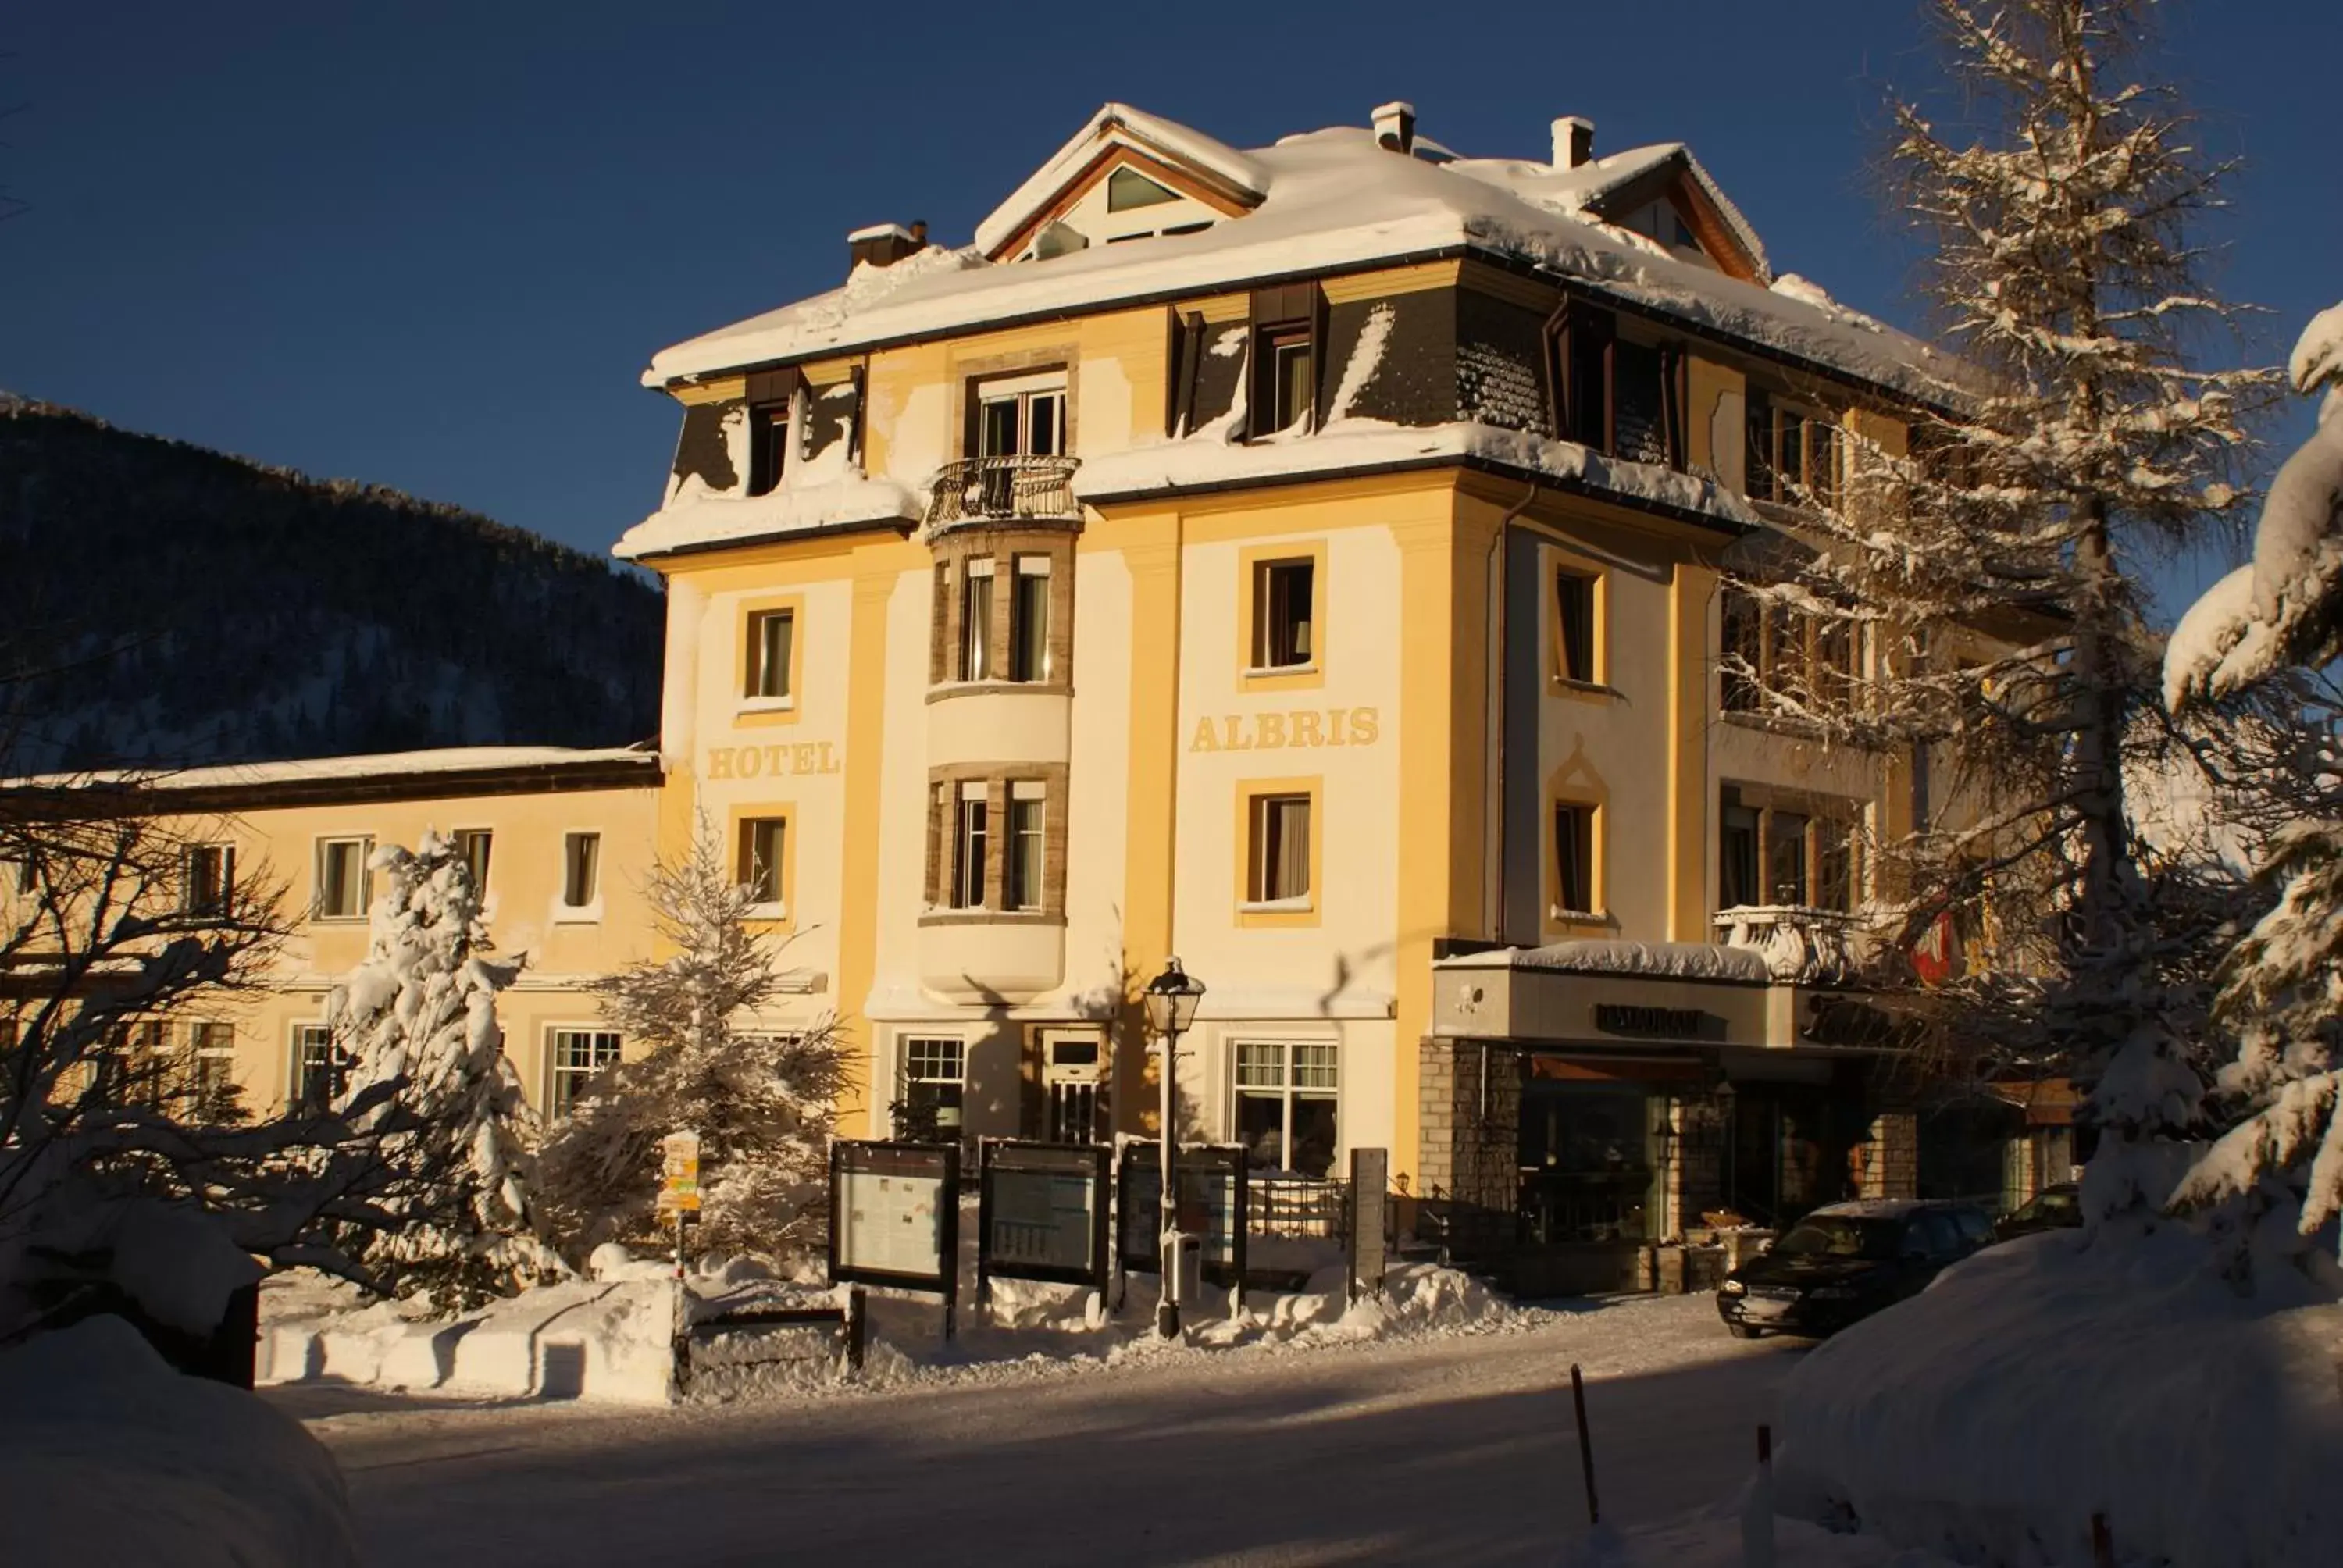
top-left (1372, 101), bottom-right (1417, 155)
top-left (846, 221), bottom-right (926, 276)
top-left (1553, 116), bottom-right (1595, 169)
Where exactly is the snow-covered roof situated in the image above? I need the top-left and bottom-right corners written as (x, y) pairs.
top-left (647, 112), bottom-right (1950, 403)
top-left (3, 745), bottom-right (660, 798)
top-left (1435, 939), bottom-right (1774, 984)
top-left (1807, 1199), bottom-right (1941, 1219)
top-left (614, 472), bottom-right (918, 561)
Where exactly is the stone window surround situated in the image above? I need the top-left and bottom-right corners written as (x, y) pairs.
top-left (922, 761), bottom-right (1071, 925)
top-left (928, 526), bottom-right (1078, 693)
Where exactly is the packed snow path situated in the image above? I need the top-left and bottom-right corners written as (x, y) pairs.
top-left (280, 1295), bottom-right (1799, 1566)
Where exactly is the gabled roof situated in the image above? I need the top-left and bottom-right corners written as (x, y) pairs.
top-left (1445, 143), bottom-right (1770, 283)
top-left (647, 109), bottom-right (1956, 406)
top-left (972, 103), bottom-right (1271, 259)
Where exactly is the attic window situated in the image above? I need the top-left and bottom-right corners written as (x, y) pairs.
top-left (1107, 167), bottom-right (1180, 212)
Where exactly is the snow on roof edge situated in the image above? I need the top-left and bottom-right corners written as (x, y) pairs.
top-left (3, 745), bottom-right (662, 797)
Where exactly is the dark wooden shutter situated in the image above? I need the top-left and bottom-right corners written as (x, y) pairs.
top-left (746, 366), bottom-right (801, 408)
top-left (1169, 310), bottom-right (1204, 438)
top-left (1660, 345), bottom-right (1686, 469)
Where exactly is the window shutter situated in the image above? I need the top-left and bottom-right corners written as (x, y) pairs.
top-left (1309, 287), bottom-right (1331, 429)
top-left (746, 366), bottom-right (800, 408)
top-left (1660, 344), bottom-right (1685, 469)
top-left (1168, 309), bottom-right (1204, 438)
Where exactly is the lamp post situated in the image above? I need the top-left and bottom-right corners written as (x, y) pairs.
top-left (1142, 955), bottom-right (1206, 1338)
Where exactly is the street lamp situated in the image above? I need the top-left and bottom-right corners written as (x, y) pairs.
top-left (1143, 955), bottom-right (1207, 1338)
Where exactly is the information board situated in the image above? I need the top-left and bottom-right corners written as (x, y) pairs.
top-left (977, 1141), bottom-right (1110, 1291)
top-left (1115, 1142), bottom-right (1248, 1289)
top-left (829, 1141), bottom-right (959, 1296)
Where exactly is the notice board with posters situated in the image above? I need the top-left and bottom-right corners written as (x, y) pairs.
top-left (829, 1140), bottom-right (960, 1295)
top-left (977, 1140), bottom-right (1111, 1292)
top-left (1115, 1141), bottom-right (1248, 1289)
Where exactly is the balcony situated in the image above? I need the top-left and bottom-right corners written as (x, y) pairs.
top-left (925, 455), bottom-right (1082, 530)
top-left (1714, 904), bottom-right (1867, 985)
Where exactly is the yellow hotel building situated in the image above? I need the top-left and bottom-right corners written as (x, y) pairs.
top-left (50, 102), bottom-right (1990, 1289)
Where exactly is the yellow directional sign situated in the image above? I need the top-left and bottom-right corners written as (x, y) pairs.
top-left (657, 1129), bottom-right (702, 1214)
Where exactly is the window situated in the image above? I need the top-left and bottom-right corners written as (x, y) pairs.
top-left (1266, 333), bottom-right (1313, 433)
top-left (1251, 558), bottom-right (1315, 671)
top-left (901, 1035), bottom-right (965, 1139)
top-left (561, 832), bottom-right (601, 911)
top-left (1246, 793), bottom-right (1312, 907)
top-left (1005, 787), bottom-right (1045, 912)
top-left (746, 608), bottom-right (795, 701)
top-left (292, 1022), bottom-right (344, 1114)
top-left (454, 829), bottom-right (493, 894)
top-left (1722, 587), bottom-right (1763, 711)
top-left (1553, 803), bottom-right (1596, 917)
top-left (960, 559), bottom-right (995, 681)
top-left (1555, 568), bottom-right (1597, 684)
top-left (978, 380), bottom-right (1065, 459)
top-left (1234, 1041), bottom-right (1339, 1178)
top-left (1721, 800), bottom-right (1763, 909)
top-left (187, 1021), bottom-right (237, 1123)
top-left (950, 786), bottom-right (989, 909)
top-left (97, 1018), bottom-right (172, 1108)
top-left (1768, 811), bottom-right (1810, 905)
top-left (747, 399), bottom-right (792, 496)
top-left (548, 1028), bottom-right (621, 1117)
top-left (1107, 166), bottom-right (1181, 212)
top-left (183, 843), bottom-right (234, 918)
top-left (1247, 283), bottom-right (1320, 440)
top-left (315, 836), bottom-right (372, 921)
top-left (1552, 308), bottom-right (1682, 467)
top-left (1816, 819), bottom-right (1859, 912)
top-left (1747, 395), bottom-right (1842, 506)
top-left (739, 817), bottom-right (786, 909)
top-left (1010, 556), bottom-right (1051, 682)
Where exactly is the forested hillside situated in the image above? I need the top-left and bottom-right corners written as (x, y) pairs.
top-left (0, 397), bottom-right (662, 772)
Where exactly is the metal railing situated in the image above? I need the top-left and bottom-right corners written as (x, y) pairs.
top-left (1246, 1174), bottom-right (1350, 1240)
top-left (924, 455), bottom-right (1082, 529)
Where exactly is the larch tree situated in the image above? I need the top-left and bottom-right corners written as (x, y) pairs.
top-left (329, 832), bottom-right (557, 1306)
top-left (1720, 0), bottom-right (2279, 1223)
top-left (537, 818), bottom-right (848, 1263)
top-left (2165, 305), bottom-right (2343, 1277)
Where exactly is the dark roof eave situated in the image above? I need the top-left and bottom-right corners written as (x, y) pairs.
top-left (652, 240), bottom-right (1951, 419)
top-left (1082, 449), bottom-right (1753, 538)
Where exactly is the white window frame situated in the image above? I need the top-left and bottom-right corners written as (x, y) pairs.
top-left (975, 371), bottom-right (1068, 458)
top-left (1230, 1039), bottom-right (1341, 1176)
top-left (1004, 781), bottom-right (1046, 912)
top-left (1243, 793), bottom-right (1313, 911)
top-left (900, 1033), bottom-right (967, 1139)
top-left (740, 816), bottom-right (787, 916)
top-left (312, 835), bottom-right (373, 922)
top-left (182, 841), bottom-right (236, 918)
top-left (452, 827), bottom-right (494, 899)
top-left (546, 1026), bottom-right (622, 1117)
top-left (949, 783), bottom-right (989, 910)
top-left (959, 558), bottom-right (997, 682)
top-left (1009, 554), bottom-right (1052, 683)
top-left (1249, 556), bottom-right (1317, 673)
top-left (186, 1021), bottom-right (237, 1121)
top-left (290, 1021), bottom-right (341, 1112)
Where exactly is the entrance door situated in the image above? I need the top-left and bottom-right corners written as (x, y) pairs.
top-left (1039, 1031), bottom-right (1102, 1144)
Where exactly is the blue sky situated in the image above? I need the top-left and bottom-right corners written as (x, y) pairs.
top-left (7, 2), bottom-right (2335, 617)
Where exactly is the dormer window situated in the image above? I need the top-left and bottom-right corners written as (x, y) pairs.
top-left (978, 374), bottom-right (1066, 460)
top-left (1550, 308), bottom-right (1684, 469)
top-left (1248, 283), bottom-right (1324, 439)
top-left (1107, 167), bottom-right (1180, 212)
top-left (744, 367), bottom-right (800, 497)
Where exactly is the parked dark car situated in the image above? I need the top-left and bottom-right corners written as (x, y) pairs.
top-left (1715, 1199), bottom-right (1992, 1338)
top-left (1992, 1182), bottom-right (2081, 1242)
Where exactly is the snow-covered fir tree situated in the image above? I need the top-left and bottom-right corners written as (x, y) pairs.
top-left (2166, 304), bottom-right (2343, 1273)
top-left (1722, 0), bottom-right (2277, 1224)
top-left (537, 818), bottom-right (848, 1263)
top-left (330, 833), bottom-right (555, 1306)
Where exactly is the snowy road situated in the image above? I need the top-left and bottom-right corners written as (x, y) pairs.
top-left (282, 1295), bottom-right (1802, 1566)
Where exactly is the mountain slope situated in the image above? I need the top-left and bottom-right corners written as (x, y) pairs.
top-left (0, 397), bottom-right (663, 773)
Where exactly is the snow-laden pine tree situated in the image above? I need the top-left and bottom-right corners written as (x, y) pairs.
top-left (330, 833), bottom-right (555, 1306)
top-left (1722, 0), bottom-right (2277, 1224)
top-left (2164, 305), bottom-right (2343, 1273)
top-left (537, 819), bottom-right (848, 1263)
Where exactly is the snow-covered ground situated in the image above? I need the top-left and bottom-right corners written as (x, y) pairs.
top-left (279, 1292), bottom-right (1804, 1566)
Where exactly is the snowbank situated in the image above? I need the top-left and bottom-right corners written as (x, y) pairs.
top-left (1774, 1229), bottom-right (2343, 1566)
top-left (1569, 1510), bottom-right (1959, 1567)
top-left (260, 1270), bottom-right (679, 1405)
top-left (0, 1316), bottom-right (358, 1567)
top-left (261, 1250), bottom-right (1532, 1406)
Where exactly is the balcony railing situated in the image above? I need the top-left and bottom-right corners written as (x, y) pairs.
top-left (924, 455), bottom-right (1082, 529)
top-left (1714, 904), bottom-right (1868, 985)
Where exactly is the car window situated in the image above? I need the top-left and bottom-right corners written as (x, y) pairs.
top-left (1777, 1217), bottom-right (1900, 1259)
top-left (1917, 1212), bottom-right (1963, 1257)
top-left (2038, 1190), bottom-right (2078, 1221)
top-left (1950, 1207), bottom-right (1992, 1246)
